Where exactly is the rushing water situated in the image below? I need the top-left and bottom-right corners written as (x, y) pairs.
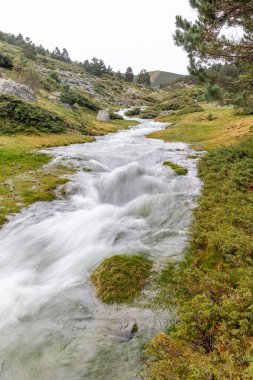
top-left (0, 111), bottom-right (201, 380)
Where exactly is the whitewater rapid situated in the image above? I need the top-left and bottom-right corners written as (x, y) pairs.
top-left (0, 111), bottom-right (201, 379)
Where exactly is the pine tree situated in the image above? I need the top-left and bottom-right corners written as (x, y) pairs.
top-left (137, 69), bottom-right (151, 86)
top-left (125, 67), bottom-right (134, 82)
top-left (61, 48), bottom-right (71, 63)
top-left (174, 0), bottom-right (253, 86)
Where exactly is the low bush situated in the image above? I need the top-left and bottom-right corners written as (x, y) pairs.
top-left (60, 85), bottom-right (100, 111)
top-left (177, 104), bottom-right (204, 115)
top-left (125, 107), bottom-right (141, 116)
top-left (161, 99), bottom-right (187, 111)
top-left (140, 110), bottom-right (159, 119)
top-left (91, 255), bottom-right (152, 304)
top-left (50, 71), bottom-right (61, 83)
top-left (0, 94), bottom-right (68, 134)
top-left (0, 53), bottom-right (13, 69)
top-left (109, 112), bottom-right (123, 120)
top-left (207, 113), bottom-right (216, 121)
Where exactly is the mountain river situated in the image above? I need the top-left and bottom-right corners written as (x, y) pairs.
top-left (0, 111), bottom-right (201, 379)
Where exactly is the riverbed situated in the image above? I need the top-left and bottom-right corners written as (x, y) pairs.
top-left (0, 111), bottom-right (201, 379)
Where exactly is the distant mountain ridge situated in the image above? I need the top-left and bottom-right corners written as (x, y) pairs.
top-left (149, 70), bottom-right (184, 88)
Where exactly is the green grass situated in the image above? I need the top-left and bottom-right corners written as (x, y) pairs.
top-left (150, 107), bottom-right (253, 150)
top-left (163, 161), bottom-right (188, 175)
top-left (144, 137), bottom-right (253, 379)
top-left (0, 135), bottom-right (79, 225)
top-left (91, 255), bottom-right (153, 304)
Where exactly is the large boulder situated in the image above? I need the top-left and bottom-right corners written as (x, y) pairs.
top-left (96, 110), bottom-right (110, 122)
top-left (0, 79), bottom-right (37, 102)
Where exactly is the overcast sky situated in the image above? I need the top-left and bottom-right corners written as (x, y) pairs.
top-left (1, 0), bottom-right (196, 74)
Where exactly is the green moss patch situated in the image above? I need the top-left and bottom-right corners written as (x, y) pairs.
top-left (163, 161), bottom-right (188, 175)
top-left (91, 255), bottom-right (153, 304)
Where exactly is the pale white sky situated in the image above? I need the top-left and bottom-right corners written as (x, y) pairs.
top-left (1, 0), bottom-right (196, 74)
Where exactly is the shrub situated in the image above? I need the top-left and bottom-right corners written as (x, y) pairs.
top-left (60, 85), bottom-right (100, 111)
top-left (50, 71), bottom-right (61, 83)
top-left (177, 104), bottom-right (204, 115)
top-left (207, 113), bottom-right (216, 121)
top-left (109, 112), bottom-right (123, 120)
top-left (91, 255), bottom-right (152, 304)
top-left (204, 84), bottom-right (223, 102)
top-left (0, 53), bottom-right (13, 69)
top-left (139, 110), bottom-right (159, 119)
top-left (125, 107), bottom-right (141, 116)
top-left (161, 99), bottom-right (187, 111)
top-left (0, 94), bottom-right (68, 134)
top-left (235, 92), bottom-right (253, 115)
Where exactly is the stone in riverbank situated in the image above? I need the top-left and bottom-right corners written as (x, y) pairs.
top-left (96, 110), bottom-right (110, 122)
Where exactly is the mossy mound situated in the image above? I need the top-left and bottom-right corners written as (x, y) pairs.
top-left (91, 255), bottom-right (153, 304)
top-left (176, 104), bottom-right (203, 115)
top-left (0, 94), bottom-right (69, 134)
top-left (163, 161), bottom-right (188, 175)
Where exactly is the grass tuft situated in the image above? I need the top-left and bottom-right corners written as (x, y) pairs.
top-left (163, 161), bottom-right (188, 175)
top-left (91, 255), bottom-right (153, 304)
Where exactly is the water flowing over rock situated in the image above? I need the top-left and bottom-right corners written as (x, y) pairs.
top-left (96, 110), bottom-right (110, 122)
top-left (0, 79), bottom-right (37, 102)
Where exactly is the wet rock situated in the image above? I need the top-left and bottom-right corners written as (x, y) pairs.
top-left (117, 322), bottom-right (140, 342)
top-left (96, 110), bottom-right (110, 122)
top-left (0, 79), bottom-right (37, 102)
top-left (131, 322), bottom-right (138, 334)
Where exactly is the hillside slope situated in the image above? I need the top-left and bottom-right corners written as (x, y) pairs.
top-left (149, 70), bottom-right (184, 88)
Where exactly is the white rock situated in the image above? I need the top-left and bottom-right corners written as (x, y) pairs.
top-left (0, 79), bottom-right (37, 102)
top-left (96, 110), bottom-right (110, 122)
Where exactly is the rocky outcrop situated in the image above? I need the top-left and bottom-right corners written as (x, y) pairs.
top-left (96, 110), bottom-right (110, 122)
top-left (0, 79), bottom-right (37, 102)
top-left (125, 87), bottom-right (142, 99)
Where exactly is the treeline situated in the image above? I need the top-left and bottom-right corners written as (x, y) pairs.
top-left (0, 31), bottom-right (71, 63)
top-left (0, 31), bottom-right (152, 85)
